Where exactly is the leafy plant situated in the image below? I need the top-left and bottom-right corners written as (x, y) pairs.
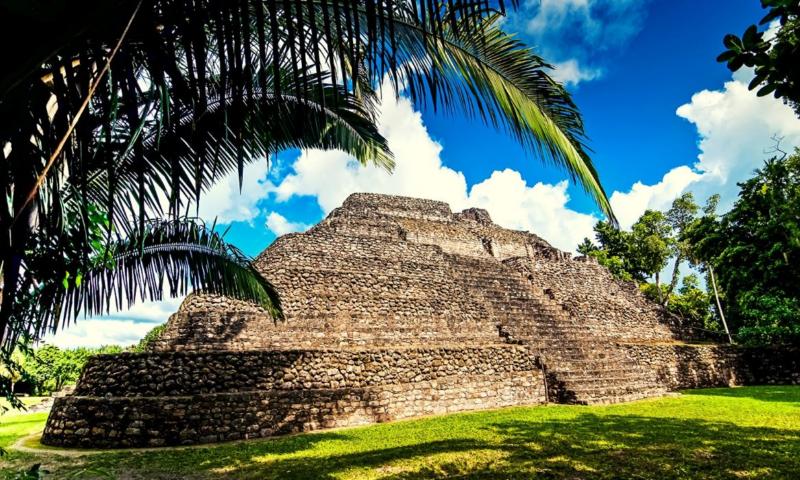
top-left (7, 464), bottom-right (48, 480)
top-left (737, 324), bottom-right (800, 346)
top-left (718, 0), bottom-right (800, 115)
top-left (132, 324), bottom-right (167, 352)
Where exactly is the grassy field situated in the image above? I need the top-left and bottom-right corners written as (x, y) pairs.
top-left (0, 397), bottom-right (47, 414)
top-left (1, 386), bottom-right (798, 479)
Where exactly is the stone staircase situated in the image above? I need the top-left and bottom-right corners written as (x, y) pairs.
top-left (446, 254), bottom-right (669, 405)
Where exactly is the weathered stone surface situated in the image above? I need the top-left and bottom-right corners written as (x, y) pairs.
top-left (42, 193), bottom-right (800, 448)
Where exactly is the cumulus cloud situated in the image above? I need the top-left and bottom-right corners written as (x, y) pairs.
top-left (43, 320), bottom-right (160, 349)
top-left (523, 0), bottom-right (647, 45)
top-left (610, 166), bottom-right (702, 229)
top-left (272, 82), bottom-right (469, 212)
top-left (550, 59), bottom-right (604, 87)
top-left (196, 159), bottom-right (275, 224)
top-left (42, 297), bottom-right (182, 348)
top-left (265, 212), bottom-right (309, 236)
top-left (468, 170), bottom-right (597, 251)
top-left (610, 71), bottom-right (800, 227)
top-left (272, 81), bottom-right (597, 252)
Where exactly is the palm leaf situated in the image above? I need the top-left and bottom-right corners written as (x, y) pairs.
top-left (101, 85), bottom-right (391, 227)
top-left (381, 12), bottom-right (615, 222)
top-left (33, 218), bottom-right (282, 341)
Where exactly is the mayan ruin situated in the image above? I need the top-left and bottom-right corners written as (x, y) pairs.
top-left (41, 193), bottom-right (800, 448)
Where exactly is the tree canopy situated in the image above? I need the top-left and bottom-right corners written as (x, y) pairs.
top-left (683, 150), bottom-right (800, 341)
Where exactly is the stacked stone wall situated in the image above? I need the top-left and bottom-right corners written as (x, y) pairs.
top-left (73, 346), bottom-right (535, 396)
top-left (43, 346), bottom-right (544, 448)
top-left (621, 344), bottom-right (800, 389)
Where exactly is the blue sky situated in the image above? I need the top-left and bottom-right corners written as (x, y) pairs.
top-left (50, 0), bottom-right (800, 347)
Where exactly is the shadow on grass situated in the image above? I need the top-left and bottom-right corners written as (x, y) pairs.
top-left (383, 414), bottom-right (800, 480)
top-left (682, 385), bottom-right (800, 404)
top-left (114, 413), bottom-right (800, 480)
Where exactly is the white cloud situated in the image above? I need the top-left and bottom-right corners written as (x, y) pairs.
top-left (507, 0), bottom-right (649, 86)
top-left (43, 320), bottom-right (159, 349)
top-left (610, 71), bottom-right (800, 227)
top-left (550, 59), bottom-right (603, 87)
top-left (676, 74), bottom-right (800, 190)
top-left (265, 212), bottom-right (309, 236)
top-left (468, 170), bottom-right (598, 251)
top-left (610, 166), bottom-right (702, 229)
top-left (272, 82), bottom-right (469, 212)
top-left (272, 80), bottom-right (597, 252)
top-left (197, 159), bottom-right (275, 224)
top-left (42, 297), bottom-right (183, 348)
top-left (524, 0), bottom-right (646, 44)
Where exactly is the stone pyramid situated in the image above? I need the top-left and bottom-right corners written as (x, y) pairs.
top-left (42, 193), bottom-right (797, 448)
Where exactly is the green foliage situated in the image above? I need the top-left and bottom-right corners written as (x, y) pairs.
top-left (30, 219), bottom-right (283, 334)
top-left (638, 278), bottom-right (715, 331)
top-left (664, 193), bottom-right (701, 298)
top-left (584, 195), bottom-right (718, 330)
top-left (683, 150), bottom-right (800, 339)
top-left (719, 0), bottom-right (800, 116)
top-left (630, 210), bottom-right (673, 285)
top-left (576, 238), bottom-right (597, 256)
top-left (20, 345), bottom-right (121, 395)
top-left (671, 275), bottom-right (717, 331)
top-left (0, 350), bottom-right (25, 394)
top-left (580, 221), bottom-right (645, 282)
top-left (582, 211), bottom-right (673, 284)
top-left (737, 325), bottom-right (800, 346)
top-left (585, 249), bottom-right (634, 282)
top-left (6, 464), bottom-right (48, 480)
top-left (132, 325), bottom-right (167, 353)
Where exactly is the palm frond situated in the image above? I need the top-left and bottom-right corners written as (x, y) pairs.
top-left (31, 218), bottom-right (282, 341)
top-left (388, 12), bottom-right (615, 222)
top-left (83, 80), bottom-right (393, 231)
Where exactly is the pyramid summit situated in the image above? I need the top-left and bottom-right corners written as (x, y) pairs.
top-left (42, 193), bottom-right (799, 448)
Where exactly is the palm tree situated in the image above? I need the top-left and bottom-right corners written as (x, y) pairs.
top-left (0, 0), bottom-right (615, 353)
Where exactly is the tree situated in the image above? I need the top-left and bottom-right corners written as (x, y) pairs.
top-left (579, 221), bottom-right (640, 282)
top-left (664, 193), bottom-right (700, 305)
top-left (672, 275), bottom-right (714, 329)
top-left (684, 151), bottom-right (800, 342)
top-left (0, 0), bottom-right (616, 359)
top-left (630, 210), bottom-right (672, 301)
top-left (641, 274), bottom-right (715, 332)
top-left (580, 198), bottom-right (722, 334)
top-left (682, 194), bottom-right (732, 343)
top-left (24, 345), bottom-right (79, 393)
top-left (719, 0), bottom-right (800, 116)
top-left (20, 344), bottom-right (121, 394)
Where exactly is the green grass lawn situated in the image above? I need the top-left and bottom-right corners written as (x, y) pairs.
top-left (0, 397), bottom-right (47, 414)
top-left (1, 387), bottom-right (799, 479)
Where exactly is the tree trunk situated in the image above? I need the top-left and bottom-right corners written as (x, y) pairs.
top-left (709, 265), bottom-right (733, 344)
top-left (654, 272), bottom-right (663, 304)
top-left (664, 252), bottom-right (684, 307)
